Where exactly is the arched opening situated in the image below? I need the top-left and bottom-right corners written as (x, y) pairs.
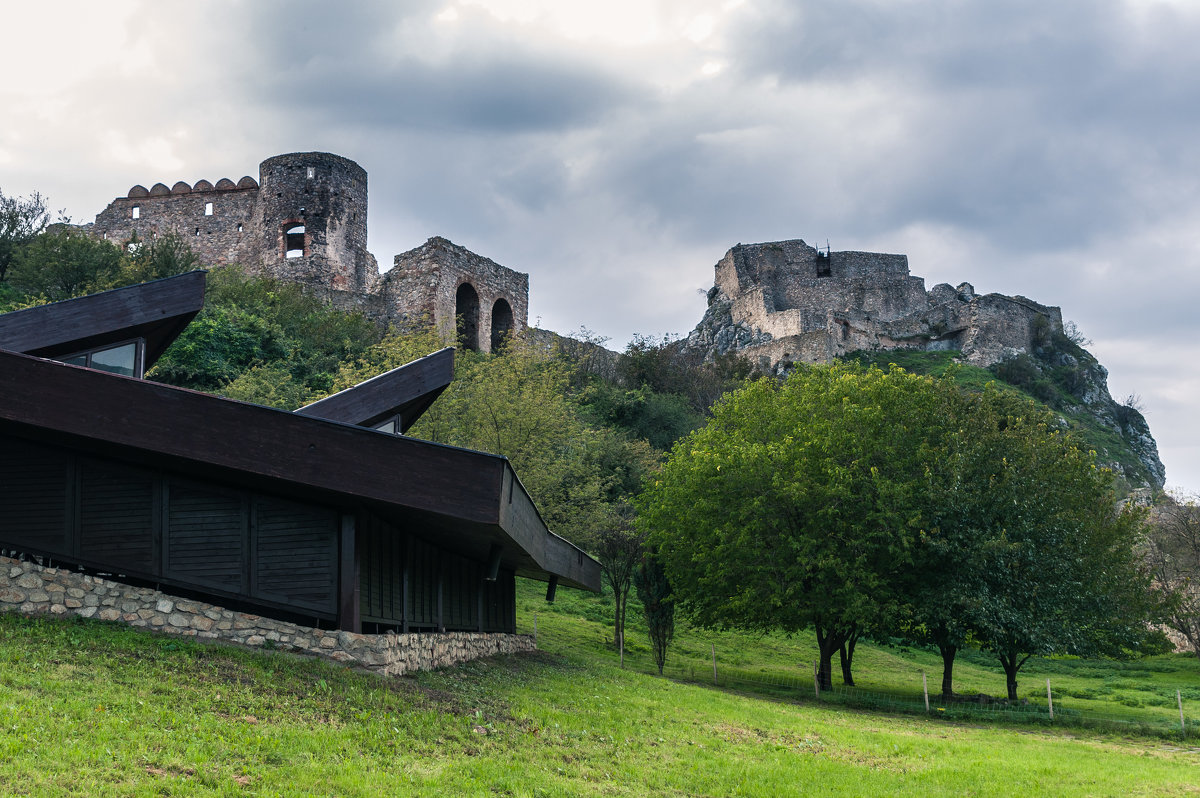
top-left (455, 283), bottom-right (480, 351)
top-left (284, 223), bottom-right (306, 258)
top-left (491, 298), bottom-right (514, 352)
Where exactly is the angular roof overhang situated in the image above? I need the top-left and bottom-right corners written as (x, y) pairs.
top-left (0, 271), bottom-right (206, 368)
top-left (295, 347), bottom-right (454, 432)
top-left (0, 348), bottom-right (599, 591)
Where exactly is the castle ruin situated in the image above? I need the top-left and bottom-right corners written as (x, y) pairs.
top-left (685, 238), bottom-right (1063, 370)
top-left (89, 152), bottom-right (527, 352)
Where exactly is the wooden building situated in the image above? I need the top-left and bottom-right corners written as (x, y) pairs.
top-left (0, 273), bottom-right (599, 634)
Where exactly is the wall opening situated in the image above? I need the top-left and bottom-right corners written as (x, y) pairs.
top-left (491, 298), bottom-right (514, 351)
top-left (285, 224), bottom-right (306, 258)
top-left (455, 283), bottom-right (481, 351)
top-left (204, 202), bottom-right (213, 216)
top-left (131, 206), bottom-right (140, 219)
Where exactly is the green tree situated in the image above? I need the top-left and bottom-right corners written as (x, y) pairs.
top-left (1146, 494), bottom-right (1200, 660)
top-left (7, 227), bottom-right (124, 300)
top-left (635, 554), bottom-right (675, 675)
top-left (0, 188), bottom-right (51, 282)
top-left (639, 363), bottom-right (950, 689)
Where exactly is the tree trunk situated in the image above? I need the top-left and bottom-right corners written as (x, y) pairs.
top-left (814, 621), bottom-right (850, 691)
top-left (839, 625), bottom-right (860, 687)
top-left (997, 652), bottom-right (1030, 701)
top-left (938, 643), bottom-right (957, 699)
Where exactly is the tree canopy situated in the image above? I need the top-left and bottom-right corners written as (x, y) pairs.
top-left (639, 362), bottom-right (1157, 695)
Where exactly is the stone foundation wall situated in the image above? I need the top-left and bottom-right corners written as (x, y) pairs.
top-left (0, 556), bottom-right (533, 676)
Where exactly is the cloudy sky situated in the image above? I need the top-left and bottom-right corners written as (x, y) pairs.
top-left (3, 0), bottom-right (1199, 491)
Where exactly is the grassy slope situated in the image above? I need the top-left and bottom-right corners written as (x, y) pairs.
top-left (1, 585), bottom-right (1198, 796)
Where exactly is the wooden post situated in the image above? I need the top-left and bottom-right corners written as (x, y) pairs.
top-left (1180, 690), bottom-right (1186, 735)
top-left (711, 643), bottom-right (718, 684)
top-left (923, 671), bottom-right (930, 713)
top-left (337, 513), bottom-right (360, 633)
top-left (1046, 679), bottom-right (1054, 721)
top-left (813, 661), bottom-right (820, 699)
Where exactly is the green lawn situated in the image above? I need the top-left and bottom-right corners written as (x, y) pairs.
top-left (0, 585), bottom-right (1196, 796)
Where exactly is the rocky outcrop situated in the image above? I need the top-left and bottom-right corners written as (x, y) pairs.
top-left (681, 239), bottom-right (1165, 490)
top-left (684, 239), bottom-right (1060, 372)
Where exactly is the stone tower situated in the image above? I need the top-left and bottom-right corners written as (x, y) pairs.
top-left (252, 152), bottom-right (377, 293)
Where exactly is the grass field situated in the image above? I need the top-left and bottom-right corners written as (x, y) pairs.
top-left (0, 581), bottom-right (1196, 796)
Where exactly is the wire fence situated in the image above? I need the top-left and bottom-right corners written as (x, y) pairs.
top-left (519, 613), bottom-right (1200, 741)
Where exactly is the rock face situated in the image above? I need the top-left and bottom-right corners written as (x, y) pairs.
top-left (682, 239), bottom-right (1165, 490)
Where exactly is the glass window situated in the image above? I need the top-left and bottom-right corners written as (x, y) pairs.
top-left (374, 418), bottom-right (398, 435)
top-left (63, 354), bottom-right (87, 367)
top-left (89, 343), bottom-right (138, 377)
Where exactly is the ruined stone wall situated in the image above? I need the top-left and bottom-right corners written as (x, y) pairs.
top-left (91, 180), bottom-right (260, 266)
top-left (89, 154), bottom-right (527, 345)
top-left (382, 237), bottom-right (529, 353)
top-left (0, 555), bottom-right (534, 677)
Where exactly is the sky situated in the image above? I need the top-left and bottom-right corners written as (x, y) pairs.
top-left (2, 0), bottom-right (1199, 492)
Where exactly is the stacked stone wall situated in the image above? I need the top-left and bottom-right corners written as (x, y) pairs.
top-left (0, 556), bottom-right (534, 677)
top-left (384, 237), bottom-right (529, 353)
top-left (92, 184), bottom-right (260, 267)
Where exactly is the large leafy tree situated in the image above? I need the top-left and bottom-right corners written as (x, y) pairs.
top-left (639, 363), bottom-right (952, 689)
top-left (640, 363), bottom-right (1157, 697)
top-left (0, 187), bottom-right (51, 282)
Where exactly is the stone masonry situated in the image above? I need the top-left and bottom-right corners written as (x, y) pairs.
top-left (685, 238), bottom-right (1063, 371)
top-left (88, 152), bottom-right (528, 353)
top-left (0, 556), bottom-right (534, 677)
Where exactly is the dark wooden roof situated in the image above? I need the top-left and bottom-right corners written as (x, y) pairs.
top-left (295, 347), bottom-right (454, 432)
top-left (0, 348), bottom-right (599, 591)
top-left (0, 271), bottom-right (205, 368)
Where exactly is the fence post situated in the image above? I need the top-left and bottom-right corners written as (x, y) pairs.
top-left (711, 643), bottom-right (718, 685)
top-left (813, 661), bottom-right (820, 700)
top-left (1180, 690), bottom-right (1186, 735)
top-left (1046, 679), bottom-right (1054, 721)
top-left (922, 671), bottom-right (929, 713)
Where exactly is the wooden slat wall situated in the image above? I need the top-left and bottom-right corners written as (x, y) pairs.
top-left (359, 513), bottom-right (404, 624)
top-left (0, 437), bottom-right (70, 555)
top-left (0, 433), bottom-right (339, 621)
top-left (78, 459), bottom-right (155, 572)
top-left (254, 497), bottom-right (338, 615)
top-left (166, 480), bottom-right (246, 593)
top-left (407, 537), bottom-right (439, 628)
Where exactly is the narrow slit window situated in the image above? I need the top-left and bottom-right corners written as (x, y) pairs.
top-left (131, 206), bottom-right (140, 219)
top-left (204, 202), bottom-right (213, 216)
top-left (194, 227), bottom-right (200, 237)
top-left (307, 167), bottom-right (315, 179)
top-left (237, 223), bottom-right (243, 233)
top-left (285, 224), bottom-right (306, 258)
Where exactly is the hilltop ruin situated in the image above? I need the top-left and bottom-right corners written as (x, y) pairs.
top-left (89, 152), bottom-right (526, 353)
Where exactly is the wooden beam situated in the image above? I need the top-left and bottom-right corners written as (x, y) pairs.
top-left (338, 513), bottom-right (361, 633)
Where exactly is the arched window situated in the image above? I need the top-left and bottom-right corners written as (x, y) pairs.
top-left (284, 223), bottom-right (306, 258)
top-left (456, 283), bottom-right (480, 351)
top-left (491, 298), bottom-right (514, 352)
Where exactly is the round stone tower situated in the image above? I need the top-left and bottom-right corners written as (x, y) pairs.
top-left (253, 152), bottom-right (376, 292)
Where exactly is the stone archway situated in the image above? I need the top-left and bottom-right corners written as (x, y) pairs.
top-left (491, 298), bottom-right (514, 351)
top-left (456, 282), bottom-right (481, 351)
